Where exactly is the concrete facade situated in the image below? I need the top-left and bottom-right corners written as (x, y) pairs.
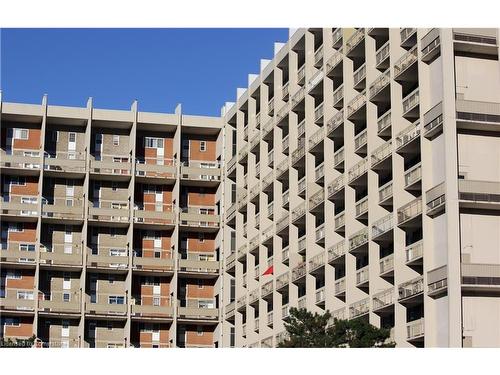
top-left (1, 27), bottom-right (500, 348)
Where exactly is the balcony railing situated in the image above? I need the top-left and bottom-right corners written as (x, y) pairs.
top-left (178, 256), bottom-right (219, 274)
top-left (309, 188), bottom-right (324, 210)
top-left (90, 155), bottom-right (131, 176)
top-left (356, 266), bottom-right (369, 285)
top-left (333, 147), bottom-right (344, 167)
top-left (372, 213), bottom-right (393, 238)
top-left (276, 214), bottom-right (289, 233)
top-left (261, 280), bottom-right (274, 297)
top-left (394, 45), bottom-right (418, 78)
top-left (135, 157), bottom-right (176, 179)
top-left (373, 288), bottom-right (394, 311)
top-left (327, 174), bottom-right (344, 198)
top-left (397, 198), bottom-right (422, 225)
top-left (314, 45), bottom-right (324, 66)
top-left (0, 152), bottom-right (41, 170)
top-left (332, 84), bottom-right (344, 106)
top-left (309, 252), bottom-right (325, 273)
top-left (396, 120), bottom-right (421, 150)
top-left (282, 303), bottom-right (290, 319)
top-left (334, 211), bottom-right (345, 230)
top-left (398, 276), bottom-right (424, 300)
top-left (292, 262), bottom-right (307, 282)
top-left (379, 254), bottom-right (394, 275)
top-left (349, 227), bottom-right (368, 252)
top-left (327, 110), bottom-right (344, 135)
top-left (315, 162), bottom-right (325, 181)
top-left (39, 243), bottom-right (83, 266)
top-left (345, 28), bottom-right (365, 55)
top-left (298, 176), bottom-right (306, 195)
top-left (309, 127), bottom-right (325, 150)
top-left (276, 272), bottom-right (290, 290)
top-left (281, 246), bottom-right (289, 263)
top-left (349, 297), bottom-right (369, 319)
top-left (378, 181), bottom-right (392, 203)
top-left (297, 65), bottom-right (306, 84)
top-left (371, 140), bottom-right (392, 167)
top-left (315, 223), bottom-right (325, 243)
top-left (377, 110), bottom-right (391, 134)
top-left (298, 296), bottom-right (307, 309)
top-left (404, 163), bottom-right (422, 188)
top-left (43, 151), bottom-right (87, 173)
top-left (369, 69), bottom-right (390, 99)
top-left (353, 63), bottom-right (366, 88)
top-left (348, 158), bottom-right (368, 183)
top-left (315, 286), bottom-right (325, 304)
top-left (298, 235), bottom-right (307, 253)
top-left (400, 28), bottom-right (417, 46)
top-left (335, 277), bottom-right (346, 295)
top-left (328, 241), bottom-right (345, 263)
top-left (375, 40), bottom-right (390, 66)
top-left (282, 82), bottom-right (289, 100)
top-left (87, 249), bottom-right (129, 269)
top-left (332, 28), bottom-right (343, 48)
top-left (346, 90), bottom-right (367, 119)
top-left (354, 129), bottom-right (367, 151)
top-left (282, 134), bottom-right (289, 153)
top-left (355, 196), bottom-right (368, 217)
top-left (406, 240), bottom-right (423, 263)
top-left (402, 89), bottom-right (420, 117)
top-left (407, 318), bottom-right (424, 340)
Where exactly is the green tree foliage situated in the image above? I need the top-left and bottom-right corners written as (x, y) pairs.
top-left (278, 307), bottom-right (395, 348)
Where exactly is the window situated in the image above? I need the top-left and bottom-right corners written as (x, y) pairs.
top-left (10, 176), bottom-right (26, 186)
top-left (63, 293), bottom-right (70, 302)
top-left (111, 182), bottom-right (118, 191)
top-left (4, 318), bottom-right (20, 327)
top-left (107, 322), bottom-right (113, 331)
top-left (198, 233), bottom-right (205, 243)
top-left (108, 275), bottom-right (115, 284)
top-left (144, 137), bottom-right (164, 149)
top-left (152, 344), bottom-right (159, 349)
top-left (199, 188), bottom-right (205, 197)
top-left (52, 130), bottom-right (59, 142)
top-left (14, 128), bottom-right (28, 140)
top-left (19, 244), bottom-right (35, 252)
top-left (66, 199), bottom-right (73, 207)
top-left (113, 135), bottom-right (120, 146)
top-left (110, 228), bottom-right (116, 238)
top-left (8, 223), bottom-right (23, 233)
top-left (6, 270), bottom-right (21, 280)
top-left (154, 250), bottom-right (161, 259)
top-left (17, 291), bottom-right (34, 300)
top-left (153, 297), bottom-right (160, 306)
top-left (198, 279), bottom-right (204, 289)
top-left (68, 132), bottom-right (76, 143)
top-left (108, 296), bottom-right (125, 305)
top-left (199, 141), bottom-right (206, 152)
top-left (197, 326), bottom-right (204, 336)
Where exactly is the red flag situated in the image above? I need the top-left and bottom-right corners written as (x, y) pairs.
top-left (262, 265), bottom-right (273, 276)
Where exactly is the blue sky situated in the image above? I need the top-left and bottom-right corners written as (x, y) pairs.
top-left (1, 28), bottom-right (288, 116)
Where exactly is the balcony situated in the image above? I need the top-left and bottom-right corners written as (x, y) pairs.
top-left (179, 208), bottom-right (220, 230)
top-left (282, 134), bottom-right (289, 154)
top-left (423, 102), bottom-right (443, 139)
top-left (348, 158), bottom-right (368, 186)
top-left (407, 318), bottom-right (425, 342)
top-left (332, 28), bottom-right (343, 49)
top-left (180, 161), bottom-right (221, 183)
top-left (135, 158), bottom-right (176, 180)
top-left (421, 28), bottom-right (441, 63)
top-left (327, 174), bottom-right (344, 200)
top-left (349, 297), bottom-right (369, 319)
top-left (298, 296), bottom-right (307, 309)
top-left (396, 120), bottom-right (421, 154)
top-left (309, 189), bottom-right (324, 212)
top-left (177, 306), bottom-right (218, 320)
top-left (406, 240), bottom-right (424, 266)
top-left (404, 163), bottom-right (422, 192)
top-left (276, 271), bottom-right (290, 292)
top-left (85, 299), bottom-right (127, 316)
top-left (397, 198), bottom-right (422, 228)
top-left (426, 183), bottom-right (446, 217)
top-left (89, 156), bottom-right (131, 177)
top-left (378, 181), bottom-right (393, 207)
top-left (427, 265), bottom-right (448, 298)
top-left (298, 235), bottom-right (307, 254)
top-left (282, 303), bottom-right (290, 319)
top-left (261, 280), bottom-right (273, 300)
top-left (276, 214), bottom-right (289, 235)
top-left (297, 65), bottom-right (306, 85)
top-left (134, 205), bottom-right (176, 227)
top-left (461, 263), bottom-right (500, 293)
top-left (226, 155), bottom-right (237, 177)
top-left (355, 196), bottom-right (368, 221)
top-left (43, 151), bottom-right (86, 174)
top-left (345, 28), bottom-right (365, 57)
top-left (292, 202), bottom-right (307, 224)
top-left (315, 286), bottom-right (325, 306)
top-left (88, 202), bottom-right (129, 223)
top-left (353, 63), bottom-right (366, 90)
top-left (131, 297), bottom-right (174, 318)
top-left (372, 213), bottom-right (393, 242)
top-left (0, 199), bottom-right (39, 219)
top-left (402, 89), bottom-right (420, 120)
top-left (297, 176), bottom-right (306, 196)
top-left (326, 110), bottom-right (344, 138)
top-left (332, 84), bottom-right (344, 109)
top-left (0, 294), bottom-right (36, 312)
top-left (268, 97), bottom-right (275, 115)
top-left (87, 250), bottom-right (129, 269)
top-left (453, 29), bottom-right (498, 57)
top-left (41, 199), bottom-right (84, 222)
top-left (400, 28), bottom-right (417, 49)
top-left (328, 241), bottom-right (345, 265)
top-left (281, 246), bottom-right (289, 265)
top-left (334, 277), bottom-right (346, 297)
top-left (398, 276), bottom-right (424, 305)
top-left (372, 288), bottom-right (394, 314)
top-left (315, 223), bottom-right (326, 244)
top-left (377, 110), bottom-right (392, 139)
top-left (249, 288), bottom-right (259, 305)
top-left (132, 255), bottom-right (174, 272)
top-left (348, 227), bottom-right (368, 254)
top-left (254, 263), bottom-right (260, 280)
top-left (458, 179), bottom-right (500, 211)
top-left (282, 82), bottom-right (290, 101)
top-left (0, 243), bottom-right (37, 264)
top-left (379, 253), bottom-right (395, 278)
top-left (314, 45), bottom-right (324, 67)
top-left (334, 211), bottom-right (345, 233)
top-left (39, 243), bottom-right (83, 266)
top-left (267, 150), bottom-right (274, 168)
top-left (375, 40), bottom-right (390, 70)
top-left (354, 129), bottom-right (367, 155)
top-left (276, 158), bottom-right (288, 180)
top-left (178, 256), bottom-right (219, 275)
top-left (394, 45), bottom-right (418, 81)
top-left (0, 152), bottom-right (41, 171)
top-left (346, 90), bottom-right (367, 121)
top-left (309, 252), bottom-right (325, 275)
top-left (333, 147), bottom-right (344, 169)
top-left (371, 140), bottom-right (392, 171)
top-left (309, 127), bottom-right (325, 151)
top-left (39, 292), bottom-right (82, 314)
top-left (356, 266), bottom-right (369, 288)
top-left (250, 132), bottom-right (260, 151)
top-left (292, 146), bottom-right (306, 167)
top-left (291, 262), bottom-right (307, 284)
top-left (369, 69), bottom-right (391, 103)
top-left (315, 162), bottom-right (325, 182)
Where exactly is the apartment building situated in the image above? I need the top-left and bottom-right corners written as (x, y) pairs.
top-left (0, 97), bottom-right (223, 348)
top-left (1, 27), bottom-right (500, 349)
top-left (221, 27), bottom-right (500, 348)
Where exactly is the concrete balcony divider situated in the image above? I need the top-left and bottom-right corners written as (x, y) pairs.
top-left (42, 202), bottom-right (84, 220)
top-left (88, 206), bottom-right (129, 222)
top-left (179, 211), bottom-right (220, 228)
top-left (132, 256), bottom-right (174, 271)
top-left (0, 153), bottom-right (41, 170)
top-left (87, 253), bottom-right (129, 269)
top-left (178, 258), bottom-right (219, 274)
top-left (90, 158), bottom-right (131, 176)
top-left (131, 304), bottom-right (174, 318)
top-left (85, 301), bottom-right (127, 316)
top-left (180, 162), bottom-right (222, 182)
top-left (1, 247), bottom-right (37, 263)
top-left (0, 201), bottom-right (39, 217)
top-left (177, 306), bottom-right (218, 320)
top-left (43, 152), bottom-right (86, 173)
top-left (135, 159), bottom-right (176, 178)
